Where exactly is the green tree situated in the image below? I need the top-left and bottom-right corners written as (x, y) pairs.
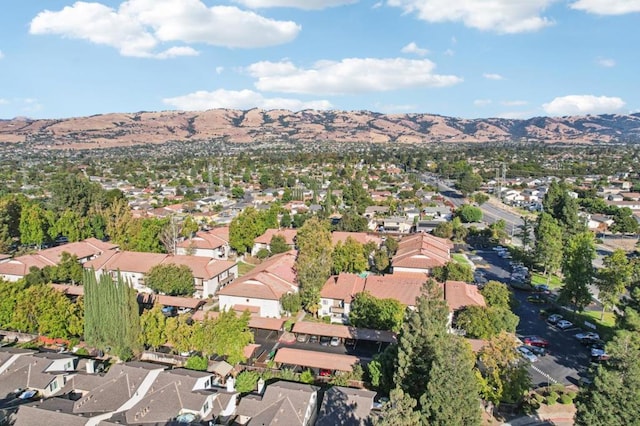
top-left (383, 237), bottom-right (399, 256)
top-left (559, 231), bottom-right (595, 311)
top-left (456, 170), bottom-right (483, 196)
top-left (19, 203), bottom-right (49, 247)
top-left (209, 310), bottom-right (254, 364)
top-left (431, 261), bottom-right (474, 282)
top-left (52, 209), bottom-right (89, 242)
top-left (455, 305), bottom-right (519, 339)
top-left (334, 210), bottom-right (369, 232)
top-left (543, 181), bottom-right (584, 239)
top-left (280, 212), bottom-right (292, 228)
top-left (83, 269), bottom-right (142, 359)
top-left (146, 263), bottom-right (194, 296)
top-left (231, 186), bottom-right (245, 199)
top-left (516, 216), bottom-right (534, 251)
top-left (477, 331), bottom-right (531, 407)
top-left (181, 215), bottom-right (199, 238)
top-left (165, 315), bottom-right (194, 355)
top-left (473, 192), bottom-right (489, 205)
top-left (125, 217), bottom-right (167, 253)
top-left (140, 305), bottom-right (167, 350)
top-left (332, 237), bottom-right (368, 274)
top-left (596, 249), bottom-right (632, 320)
top-left (229, 207), bottom-right (268, 254)
top-left (54, 252), bottom-right (83, 284)
top-left (185, 355), bottom-right (209, 371)
top-left (373, 248), bottom-right (390, 274)
top-left (269, 234), bottom-right (290, 255)
top-left (420, 336), bottom-right (481, 425)
top-left (534, 213), bottom-right (564, 285)
top-left (235, 370), bottom-right (260, 393)
top-left (456, 204), bottom-right (483, 223)
top-left (295, 217), bottom-right (333, 315)
top-left (611, 207), bottom-right (639, 234)
top-left (342, 179), bottom-right (372, 214)
top-left (349, 292), bottom-right (405, 332)
top-left (101, 198), bottom-right (133, 246)
top-left (280, 292), bottom-right (302, 315)
top-left (367, 344), bottom-right (397, 393)
top-left (481, 281), bottom-right (514, 309)
top-left (373, 388), bottom-right (421, 426)
top-left (433, 220), bottom-right (453, 239)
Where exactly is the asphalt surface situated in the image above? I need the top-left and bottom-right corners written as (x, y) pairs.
top-left (472, 248), bottom-right (592, 387)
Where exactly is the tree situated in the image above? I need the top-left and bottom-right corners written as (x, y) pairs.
top-left (481, 281), bottom-right (513, 309)
top-left (456, 204), bottom-right (483, 223)
top-left (334, 210), bottom-right (368, 232)
top-left (209, 310), bottom-right (254, 364)
top-left (477, 332), bottom-right (531, 407)
top-left (373, 248), bottom-right (390, 274)
top-left (395, 279), bottom-right (450, 401)
top-left (516, 216), bottom-right (534, 251)
top-left (611, 207), bottom-right (639, 234)
top-left (431, 261), bottom-right (474, 282)
top-left (596, 249), bottom-right (632, 320)
top-left (101, 198), bottom-right (133, 246)
top-left (342, 179), bottom-right (372, 214)
top-left (543, 181), bottom-right (584, 238)
top-left (534, 213), bottom-right (564, 285)
top-left (456, 170), bottom-right (483, 196)
top-left (349, 292), bottom-right (405, 332)
top-left (455, 305), bottom-right (519, 339)
top-left (235, 370), bottom-right (260, 393)
top-left (54, 252), bottom-right (83, 284)
top-left (146, 263), bottom-right (194, 296)
top-left (19, 203), bottom-right (49, 247)
top-left (559, 232), bottom-right (595, 311)
top-left (125, 217), bottom-right (167, 253)
top-left (433, 221), bottom-right (453, 239)
top-left (373, 388), bottom-right (421, 426)
top-left (473, 192), bottom-right (489, 205)
top-left (420, 336), bottom-right (481, 425)
top-left (280, 212), bottom-right (292, 228)
top-left (181, 215), bottom-right (199, 238)
top-left (367, 344), bottom-right (397, 393)
top-left (165, 315), bottom-right (194, 355)
top-left (140, 305), bottom-right (167, 351)
top-left (83, 269), bottom-right (142, 360)
top-left (269, 234), bottom-right (289, 255)
top-left (185, 355), bottom-right (209, 371)
top-left (295, 217), bottom-right (333, 314)
top-left (229, 207), bottom-right (269, 254)
top-left (53, 209), bottom-right (89, 242)
top-left (231, 186), bottom-right (245, 199)
top-left (280, 292), bottom-right (302, 315)
top-left (383, 237), bottom-right (399, 256)
top-left (332, 237), bottom-right (368, 274)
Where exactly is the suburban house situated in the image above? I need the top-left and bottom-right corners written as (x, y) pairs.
top-left (316, 386), bottom-right (377, 426)
top-left (235, 381), bottom-right (320, 426)
top-left (175, 227), bottom-right (231, 259)
top-left (319, 272), bottom-right (485, 325)
top-left (0, 238), bottom-right (118, 282)
top-left (381, 216), bottom-right (413, 233)
top-left (251, 228), bottom-right (298, 256)
top-left (391, 233), bottom-right (452, 274)
top-left (217, 250), bottom-right (298, 318)
top-left (0, 349), bottom-right (78, 399)
top-left (84, 251), bottom-right (237, 297)
top-left (331, 232), bottom-right (382, 248)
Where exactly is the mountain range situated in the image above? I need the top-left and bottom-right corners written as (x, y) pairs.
top-left (1, 109), bottom-right (640, 149)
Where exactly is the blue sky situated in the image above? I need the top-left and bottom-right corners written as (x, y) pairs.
top-left (0, 0), bottom-right (638, 119)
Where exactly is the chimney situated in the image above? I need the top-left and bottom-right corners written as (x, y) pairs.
top-left (257, 378), bottom-right (265, 395)
top-left (226, 377), bottom-right (235, 393)
top-left (86, 360), bottom-right (96, 374)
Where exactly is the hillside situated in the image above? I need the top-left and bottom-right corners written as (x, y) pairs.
top-left (1, 109), bottom-right (640, 149)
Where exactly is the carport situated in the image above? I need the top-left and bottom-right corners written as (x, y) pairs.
top-left (274, 348), bottom-right (359, 373)
top-left (292, 322), bottom-right (396, 351)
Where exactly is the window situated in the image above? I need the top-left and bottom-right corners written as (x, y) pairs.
top-left (322, 300), bottom-right (329, 305)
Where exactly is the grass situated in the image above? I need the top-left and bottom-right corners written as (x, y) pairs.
top-left (531, 272), bottom-right (563, 290)
top-left (237, 261), bottom-right (256, 277)
top-left (582, 309), bottom-right (616, 328)
top-left (452, 253), bottom-right (472, 266)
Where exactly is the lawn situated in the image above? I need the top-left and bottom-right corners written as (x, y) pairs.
top-left (582, 309), bottom-right (616, 328)
top-left (237, 261), bottom-right (256, 277)
top-left (452, 253), bottom-right (472, 266)
top-left (531, 272), bottom-right (563, 290)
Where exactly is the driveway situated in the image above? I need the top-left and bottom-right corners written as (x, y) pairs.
top-left (470, 249), bottom-right (591, 386)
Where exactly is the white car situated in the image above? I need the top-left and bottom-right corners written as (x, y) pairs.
top-left (547, 314), bottom-right (563, 324)
top-left (330, 337), bottom-right (341, 347)
top-left (556, 320), bottom-right (574, 330)
top-left (575, 332), bottom-right (600, 341)
top-left (517, 346), bottom-right (538, 363)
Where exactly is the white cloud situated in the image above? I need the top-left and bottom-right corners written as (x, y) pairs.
top-left (542, 95), bottom-right (626, 116)
top-left (483, 73), bottom-right (504, 80)
top-left (215, 66), bottom-right (224, 74)
top-left (0, 50), bottom-right (4, 60)
top-left (443, 48), bottom-right (455, 56)
top-left (597, 58), bottom-right (616, 67)
top-left (29, 0), bottom-right (300, 58)
top-left (474, 99), bottom-right (492, 106)
top-left (501, 100), bottom-right (528, 106)
top-left (162, 89), bottom-right (332, 111)
top-left (0, 98), bottom-right (8, 105)
top-left (21, 98), bottom-right (43, 113)
top-left (373, 1), bottom-right (384, 8)
top-left (401, 42), bottom-right (429, 56)
top-left (247, 57), bottom-right (462, 95)
top-left (498, 111), bottom-right (534, 119)
top-left (233, 0), bottom-right (357, 9)
top-left (571, 0), bottom-right (640, 15)
top-left (387, 0), bottom-right (556, 33)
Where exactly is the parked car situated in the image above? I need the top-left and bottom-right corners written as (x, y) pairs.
top-left (319, 369), bottom-right (332, 377)
top-left (309, 335), bottom-right (318, 344)
top-left (320, 336), bottom-right (331, 346)
top-left (556, 320), bottom-right (574, 330)
top-left (517, 346), bottom-right (539, 363)
top-left (524, 345), bottom-right (547, 357)
top-left (575, 332), bottom-right (600, 341)
top-left (523, 336), bottom-right (550, 348)
top-left (591, 344), bottom-right (610, 362)
top-left (296, 334), bottom-right (309, 343)
top-left (161, 306), bottom-right (177, 317)
top-left (547, 314), bottom-right (563, 324)
top-left (330, 337), bottom-right (341, 347)
top-left (527, 294), bottom-right (546, 304)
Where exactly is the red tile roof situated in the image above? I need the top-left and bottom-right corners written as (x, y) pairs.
top-left (391, 233), bottom-right (452, 270)
top-left (443, 280), bottom-right (486, 311)
top-left (162, 255), bottom-right (236, 279)
top-left (216, 251), bottom-right (298, 301)
top-left (320, 273), bottom-right (366, 303)
top-left (176, 228), bottom-right (229, 250)
top-left (361, 274), bottom-right (427, 306)
top-left (274, 348), bottom-right (358, 372)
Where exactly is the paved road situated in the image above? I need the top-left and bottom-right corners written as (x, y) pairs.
top-left (472, 249), bottom-right (591, 387)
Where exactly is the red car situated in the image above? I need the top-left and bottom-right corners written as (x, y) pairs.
top-left (523, 336), bottom-right (550, 348)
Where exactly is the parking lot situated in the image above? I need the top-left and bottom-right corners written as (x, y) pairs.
top-left (469, 248), bottom-right (594, 386)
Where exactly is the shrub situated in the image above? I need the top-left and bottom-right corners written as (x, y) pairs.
top-left (560, 394), bottom-right (573, 404)
top-left (283, 319), bottom-right (294, 332)
top-left (546, 391), bottom-right (559, 405)
top-left (550, 383), bottom-right (565, 394)
top-left (534, 393), bottom-right (545, 404)
top-left (235, 371), bottom-right (260, 393)
top-left (74, 347), bottom-right (90, 356)
top-left (300, 369), bottom-right (315, 384)
top-left (322, 315), bottom-right (331, 324)
top-left (256, 248), bottom-right (271, 260)
top-left (567, 391), bottom-right (577, 401)
top-left (185, 355), bottom-right (208, 371)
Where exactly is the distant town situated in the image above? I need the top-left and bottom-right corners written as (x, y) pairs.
top-left (0, 140), bottom-right (638, 425)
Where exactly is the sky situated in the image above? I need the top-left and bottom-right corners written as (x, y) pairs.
top-left (0, 0), bottom-right (638, 120)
